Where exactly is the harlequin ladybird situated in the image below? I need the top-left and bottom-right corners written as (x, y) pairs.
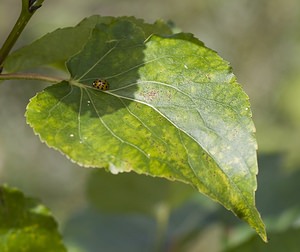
top-left (92, 79), bottom-right (109, 90)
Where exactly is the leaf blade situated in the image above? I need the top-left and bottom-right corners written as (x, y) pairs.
top-left (0, 185), bottom-right (66, 251)
top-left (25, 17), bottom-right (266, 241)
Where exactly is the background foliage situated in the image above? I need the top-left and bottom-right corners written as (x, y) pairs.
top-left (1, 0), bottom-right (300, 251)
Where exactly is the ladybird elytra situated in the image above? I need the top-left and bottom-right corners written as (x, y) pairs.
top-left (92, 79), bottom-right (109, 90)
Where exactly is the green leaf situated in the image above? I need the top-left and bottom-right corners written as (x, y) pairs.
top-left (3, 15), bottom-right (171, 73)
top-left (3, 15), bottom-right (100, 72)
top-left (25, 17), bottom-right (266, 241)
top-left (0, 185), bottom-right (66, 252)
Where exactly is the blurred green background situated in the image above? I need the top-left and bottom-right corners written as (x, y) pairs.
top-left (1, 0), bottom-right (300, 251)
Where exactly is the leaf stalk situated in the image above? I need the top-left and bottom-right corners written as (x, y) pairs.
top-left (0, 0), bottom-right (44, 72)
top-left (0, 72), bottom-right (64, 83)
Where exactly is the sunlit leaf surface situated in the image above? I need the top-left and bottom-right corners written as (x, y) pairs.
top-left (25, 16), bottom-right (266, 241)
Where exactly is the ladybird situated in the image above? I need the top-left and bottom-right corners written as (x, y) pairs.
top-left (92, 79), bottom-right (109, 90)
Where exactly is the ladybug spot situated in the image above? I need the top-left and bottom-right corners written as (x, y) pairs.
top-left (92, 79), bottom-right (109, 90)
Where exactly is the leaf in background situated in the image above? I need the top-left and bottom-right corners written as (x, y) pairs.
top-left (63, 208), bottom-right (156, 252)
top-left (0, 185), bottom-right (66, 252)
top-left (86, 169), bottom-right (195, 214)
top-left (226, 227), bottom-right (300, 252)
top-left (25, 17), bottom-right (266, 241)
top-left (63, 200), bottom-right (218, 252)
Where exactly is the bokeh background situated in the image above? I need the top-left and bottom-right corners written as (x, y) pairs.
top-left (1, 0), bottom-right (300, 251)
